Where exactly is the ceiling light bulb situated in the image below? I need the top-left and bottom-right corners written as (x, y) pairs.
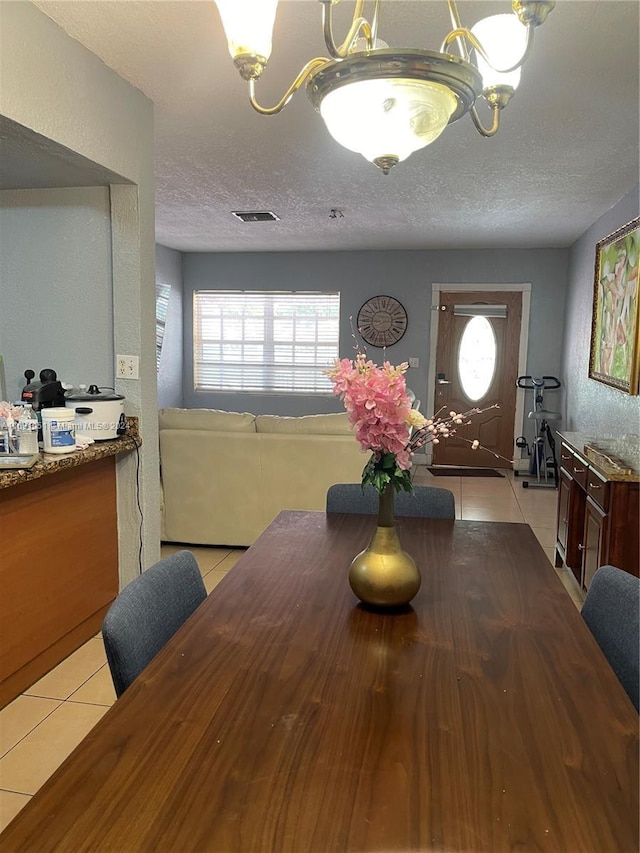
top-left (319, 78), bottom-right (457, 171)
top-left (216, 0), bottom-right (279, 70)
top-left (470, 14), bottom-right (528, 91)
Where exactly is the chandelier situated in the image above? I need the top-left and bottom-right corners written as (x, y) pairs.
top-left (216, 0), bottom-right (555, 174)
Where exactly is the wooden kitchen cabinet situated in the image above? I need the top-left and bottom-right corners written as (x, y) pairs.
top-left (556, 469), bottom-right (570, 557)
top-left (555, 432), bottom-right (639, 590)
top-left (555, 464), bottom-right (587, 581)
top-left (582, 498), bottom-right (608, 590)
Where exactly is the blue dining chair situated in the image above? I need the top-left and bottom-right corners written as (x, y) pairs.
top-left (326, 483), bottom-right (455, 519)
top-left (102, 550), bottom-right (207, 698)
top-left (581, 564), bottom-right (640, 711)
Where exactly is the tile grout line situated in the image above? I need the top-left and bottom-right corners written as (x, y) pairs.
top-left (26, 658), bottom-right (109, 705)
top-left (0, 700), bottom-right (64, 761)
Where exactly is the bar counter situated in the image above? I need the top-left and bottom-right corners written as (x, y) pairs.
top-left (0, 417), bottom-right (141, 490)
top-left (0, 419), bottom-right (142, 708)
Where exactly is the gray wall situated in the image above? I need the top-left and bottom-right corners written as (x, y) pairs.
top-left (156, 244), bottom-right (183, 409)
top-left (1, 1), bottom-right (159, 584)
top-left (562, 185), bottom-right (640, 433)
top-left (0, 187), bottom-right (113, 401)
top-left (182, 248), bottom-right (568, 421)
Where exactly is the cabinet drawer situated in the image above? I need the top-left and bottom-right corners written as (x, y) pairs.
top-left (569, 454), bottom-right (588, 488)
top-left (586, 469), bottom-right (610, 511)
top-left (560, 443), bottom-right (574, 472)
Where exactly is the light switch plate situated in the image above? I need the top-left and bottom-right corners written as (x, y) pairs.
top-left (409, 357), bottom-right (420, 369)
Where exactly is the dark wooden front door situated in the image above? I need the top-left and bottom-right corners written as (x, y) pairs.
top-left (432, 291), bottom-right (522, 469)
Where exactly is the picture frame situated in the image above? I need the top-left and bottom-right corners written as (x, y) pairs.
top-left (588, 216), bottom-right (640, 395)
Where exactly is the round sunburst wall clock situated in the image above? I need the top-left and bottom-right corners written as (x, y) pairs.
top-left (357, 295), bottom-right (408, 347)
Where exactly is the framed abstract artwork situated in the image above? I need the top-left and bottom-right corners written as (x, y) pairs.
top-left (589, 217), bottom-right (639, 395)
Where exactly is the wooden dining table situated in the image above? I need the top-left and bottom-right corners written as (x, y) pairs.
top-left (1, 511), bottom-right (638, 852)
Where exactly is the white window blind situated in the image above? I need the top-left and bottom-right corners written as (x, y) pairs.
top-left (156, 282), bottom-right (171, 369)
top-left (193, 290), bottom-right (340, 394)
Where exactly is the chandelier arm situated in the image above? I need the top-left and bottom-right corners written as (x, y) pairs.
top-left (469, 104), bottom-right (501, 138)
top-left (441, 25), bottom-right (535, 73)
top-left (446, 0), bottom-right (469, 60)
top-left (248, 58), bottom-right (330, 116)
top-left (370, 0), bottom-right (381, 44)
top-left (320, 0), bottom-right (374, 58)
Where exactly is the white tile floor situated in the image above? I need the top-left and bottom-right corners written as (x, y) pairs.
top-left (0, 470), bottom-right (584, 832)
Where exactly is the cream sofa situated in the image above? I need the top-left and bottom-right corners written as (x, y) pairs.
top-left (159, 408), bottom-right (366, 546)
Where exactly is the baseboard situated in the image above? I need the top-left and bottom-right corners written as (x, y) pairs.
top-left (419, 452), bottom-right (527, 472)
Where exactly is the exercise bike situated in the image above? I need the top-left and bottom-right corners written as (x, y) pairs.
top-left (514, 375), bottom-right (561, 489)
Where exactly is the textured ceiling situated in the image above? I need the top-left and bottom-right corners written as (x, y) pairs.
top-left (31, 0), bottom-right (640, 252)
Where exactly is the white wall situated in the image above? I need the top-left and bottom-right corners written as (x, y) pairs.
top-left (0, 1), bottom-right (159, 584)
top-left (562, 185), bottom-right (640, 433)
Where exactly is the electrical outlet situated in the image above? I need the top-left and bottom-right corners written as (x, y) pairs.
top-left (409, 357), bottom-right (420, 369)
top-left (116, 355), bottom-right (139, 379)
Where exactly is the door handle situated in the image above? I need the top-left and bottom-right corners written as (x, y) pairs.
top-left (436, 372), bottom-right (450, 385)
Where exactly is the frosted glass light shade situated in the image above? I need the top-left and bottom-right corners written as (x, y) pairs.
top-left (319, 79), bottom-right (457, 164)
top-left (216, 0), bottom-right (279, 61)
top-left (471, 14), bottom-right (528, 91)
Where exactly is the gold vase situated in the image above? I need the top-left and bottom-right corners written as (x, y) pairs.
top-left (349, 484), bottom-right (421, 608)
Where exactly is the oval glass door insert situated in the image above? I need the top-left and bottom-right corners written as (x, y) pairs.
top-left (458, 316), bottom-right (496, 401)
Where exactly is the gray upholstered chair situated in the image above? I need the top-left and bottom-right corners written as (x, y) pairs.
top-left (102, 550), bottom-right (207, 698)
top-left (326, 483), bottom-right (455, 519)
top-left (581, 564), bottom-right (639, 711)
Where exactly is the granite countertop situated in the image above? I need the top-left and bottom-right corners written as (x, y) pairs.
top-left (0, 418), bottom-right (141, 490)
top-left (558, 431), bottom-right (640, 482)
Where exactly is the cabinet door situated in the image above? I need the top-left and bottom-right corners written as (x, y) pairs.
top-left (581, 498), bottom-right (608, 591)
top-left (565, 474), bottom-right (587, 578)
top-left (606, 482), bottom-right (640, 578)
top-left (556, 468), bottom-right (571, 563)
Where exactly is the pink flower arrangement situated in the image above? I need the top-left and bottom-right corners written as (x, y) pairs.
top-left (327, 353), bottom-right (414, 469)
top-left (326, 351), bottom-right (498, 495)
top-left (0, 401), bottom-right (23, 420)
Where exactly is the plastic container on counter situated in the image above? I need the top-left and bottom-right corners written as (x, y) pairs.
top-left (41, 407), bottom-right (76, 454)
top-left (17, 404), bottom-right (39, 454)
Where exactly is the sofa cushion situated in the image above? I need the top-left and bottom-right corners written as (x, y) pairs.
top-left (255, 413), bottom-right (353, 435)
top-left (159, 408), bottom-right (256, 432)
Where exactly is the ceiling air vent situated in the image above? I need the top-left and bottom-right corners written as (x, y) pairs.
top-left (231, 210), bottom-right (280, 223)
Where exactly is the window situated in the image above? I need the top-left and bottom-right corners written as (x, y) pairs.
top-left (156, 282), bottom-right (171, 369)
top-left (193, 290), bottom-right (340, 394)
top-left (457, 316), bottom-right (497, 401)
